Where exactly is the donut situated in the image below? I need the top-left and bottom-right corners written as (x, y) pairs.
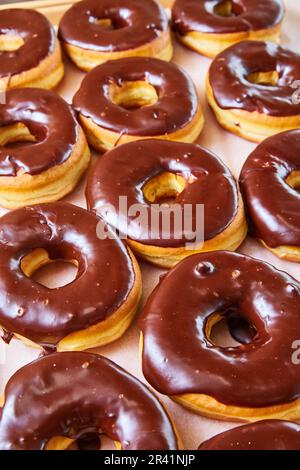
top-left (172, 0), bottom-right (284, 58)
top-left (73, 57), bottom-right (204, 152)
top-left (240, 130), bottom-right (300, 262)
top-left (199, 420), bottom-right (300, 450)
top-left (0, 88), bottom-right (90, 209)
top-left (0, 202), bottom-right (141, 351)
top-left (86, 140), bottom-right (247, 268)
top-left (0, 352), bottom-right (179, 450)
top-left (0, 8), bottom-right (64, 91)
top-left (207, 40), bottom-right (300, 142)
top-left (58, 0), bottom-right (173, 71)
top-left (140, 251), bottom-right (300, 421)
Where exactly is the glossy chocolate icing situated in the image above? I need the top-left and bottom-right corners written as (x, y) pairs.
top-left (209, 40), bottom-right (300, 116)
top-left (0, 88), bottom-right (78, 176)
top-left (86, 139), bottom-right (239, 247)
top-left (240, 129), bottom-right (300, 248)
top-left (172, 0), bottom-right (284, 35)
top-left (59, 0), bottom-right (168, 52)
top-left (0, 9), bottom-right (55, 78)
top-left (73, 57), bottom-right (199, 136)
top-left (0, 352), bottom-right (178, 450)
top-left (200, 420), bottom-right (300, 450)
top-left (140, 251), bottom-right (300, 407)
top-left (0, 202), bottom-right (135, 347)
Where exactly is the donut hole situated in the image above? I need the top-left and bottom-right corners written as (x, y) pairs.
top-left (88, 10), bottom-right (130, 30)
top-left (47, 433), bottom-right (118, 450)
top-left (62, 433), bottom-right (102, 450)
top-left (0, 123), bottom-right (37, 150)
top-left (0, 34), bottom-right (24, 52)
top-left (109, 81), bottom-right (158, 111)
top-left (143, 172), bottom-right (186, 204)
top-left (21, 248), bottom-right (78, 289)
top-left (76, 433), bottom-right (101, 450)
top-left (286, 171), bottom-right (300, 193)
top-left (89, 17), bottom-right (114, 30)
top-left (247, 70), bottom-right (279, 87)
top-left (77, 434), bottom-right (119, 450)
top-left (213, 0), bottom-right (243, 17)
top-left (206, 311), bottom-right (257, 347)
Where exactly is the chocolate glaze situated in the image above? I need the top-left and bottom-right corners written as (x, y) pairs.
top-left (0, 88), bottom-right (78, 176)
top-left (59, 0), bottom-right (168, 52)
top-left (209, 40), bottom-right (300, 116)
top-left (0, 202), bottom-right (135, 347)
top-left (73, 57), bottom-right (199, 136)
top-left (0, 352), bottom-right (178, 450)
top-left (240, 129), bottom-right (300, 248)
top-left (200, 420), bottom-right (300, 450)
top-left (0, 9), bottom-right (55, 78)
top-left (86, 139), bottom-right (239, 247)
top-left (172, 0), bottom-right (284, 35)
top-left (140, 251), bottom-right (300, 407)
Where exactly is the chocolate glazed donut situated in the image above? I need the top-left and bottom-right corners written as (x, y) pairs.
top-left (0, 352), bottom-right (179, 450)
top-left (58, 0), bottom-right (173, 71)
top-left (240, 129), bottom-right (300, 262)
top-left (200, 420), bottom-right (300, 450)
top-left (0, 88), bottom-right (90, 209)
top-left (73, 57), bottom-right (204, 152)
top-left (207, 40), bottom-right (300, 142)
top-left (140, 251), bottom-right (300, 421)
top-left (0, 202), bottom-right (141, 351)
top-left (172, 0), bottom-right (284, 57)
top-left (86, 139), bottom-right (247, 267)
top-left (0, 9), bottom-right (64, 90)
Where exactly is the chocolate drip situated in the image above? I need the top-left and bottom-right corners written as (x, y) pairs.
top-left (39, 345), bottom-right (58, 357)
top-left (1, 329), bottom-right (13, 344)
top-left (172, 0), bottom-right (284, 35)
top-left (86, 140), bottom-right (239, 247)
top-left (59, 0), bottom-right (168, 52)
top-left (0, 88), bottom-right (78, 176)
top-left (0, 9), bottom-right (55, 78)
top-left (73, 57), bottom-right (199, 136)
top-left (240, 129), bottom-right (300, 248)
top-left (140, 251), bottom-right (300, 408)
top-left (0, 202), bottom-right (135, 347)
top-left (208, 40), bottom-right (300, 116)
top-left (0, 352), bottom-right (178, 450)
top-left (200, 420), bottom-right (300, 450)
